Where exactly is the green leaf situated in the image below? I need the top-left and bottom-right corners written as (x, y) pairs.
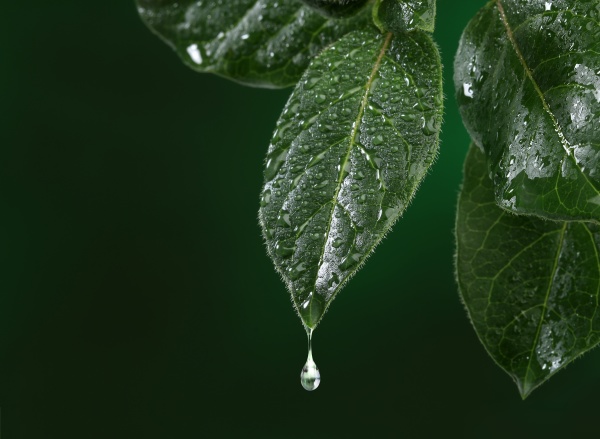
top-left (259, 29), bottom-right (442, 328)
top-left (373, 0), bottom-right (436, 34)
top-left (136, 0), bottom-right (372, 88)
top-left (300, 0), bottom-right (369, 18)
top-left (454, 0), bottom-right (600, 222)
top-left (456, 144), bottom-right (600, 398)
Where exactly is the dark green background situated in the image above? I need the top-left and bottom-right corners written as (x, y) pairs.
top-left (2, 0), bottom-right (600, 437)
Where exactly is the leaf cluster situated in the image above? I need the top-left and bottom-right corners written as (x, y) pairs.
top-left (455, 0), bottom-right (600, 397)
top-left (137, 0), bottom-right (600, 397)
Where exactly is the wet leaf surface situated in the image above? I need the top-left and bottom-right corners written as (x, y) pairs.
top-left (137, 0), bottom-right (372, 88)
top-left (455, 0), bottom-right (600, 222)
top-left (259, 29), bottom-right (442, 328)
top-left (374, 0), bottom-right (436, 33)
top-left (456, 144), bottom-right (600, 398)
top-left (300, 0), bottom-right (369, 18)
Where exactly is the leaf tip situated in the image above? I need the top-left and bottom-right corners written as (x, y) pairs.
top-left (516, 377), bottom-right (538, 400)
top-left (299, 293), bottom-right (325, 330)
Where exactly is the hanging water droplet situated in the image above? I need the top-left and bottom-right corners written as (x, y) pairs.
top-left (300, 329), bottom-right (320, 391)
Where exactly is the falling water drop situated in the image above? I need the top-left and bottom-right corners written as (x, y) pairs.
top-left (300, 329), bottom-right (320, 391)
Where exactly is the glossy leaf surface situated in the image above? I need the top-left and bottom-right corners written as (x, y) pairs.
top-left (137, 0), bottom-right (371, 88)
top-left (260, 29), bottom-right (442, 328)
top-left (456, 144), bottom-right (600, 398)
top-left (300, 0), bottom-right (369, 18)
top-left (455, 0), bottom-right (600, 222)
top-left (374, 0), bottom-right (436, 33)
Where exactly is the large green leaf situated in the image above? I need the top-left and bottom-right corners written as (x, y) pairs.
top-left (373, 0), bottom-right (436, 33)
top-left (259, 29), bottom-right (442, 328)
top-left (456, 144), bottom-right (600, 398)
top-left (454, 0), bottom-right (600, 222)
top-left (136, 0), bottom-right (371, 88)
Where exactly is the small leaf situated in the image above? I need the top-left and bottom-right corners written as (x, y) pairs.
top-left (373, 0), bottom-right (436, 34)
top-left (300, 0), bottom-right (369, 18)
top-left (136, 0), bottom-right (372, 88)
top-left (454, 0), bottom-right (600, 222)
top-left (259, 29), bottom-right (442, 328)
top-left (456, 144), bottom-right (600, 398)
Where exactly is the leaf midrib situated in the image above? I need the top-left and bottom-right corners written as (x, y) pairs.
top-left (522, 222), bottom-right (567, 395)
top-left (495, 0), bottom-right (600, 200)
top-left (305, 32), bottom-right (393, 326)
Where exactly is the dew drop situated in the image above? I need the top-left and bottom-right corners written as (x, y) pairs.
top-left (288, 261), bottom-right (306, 280)
top-left (339, 160), bottom-right (351, 180)
top-left (422, 115), bottom-right (437, 136)
top-left (308, 152), bottom-right (326, 167)
top-left (260, 189), bottom-right (271, 207)
top-left (463, 82), bottom-right (474, 98)
top-left (304, 77), bottom-right (320, 90)
top-left (265, 148), bottom-right (288, 181)
top-left (300, 329), bottom-right (320, 391)
top-left (328, 272), bottom-right (340, 288)
top-left (313, 179), bottom-right (329, 189)
top-left (372, 135), bottom-right (384, 146)
top-left (186, 44), bottom-right (203, 65)
top-left (275, 241), bottom-right (295, 258)
top-left (338, 252), bottom-right (362, 270)
top-left (332, 237), bottom-right (344, 248)
top-left (277, 209), bottom-right (291, 227)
